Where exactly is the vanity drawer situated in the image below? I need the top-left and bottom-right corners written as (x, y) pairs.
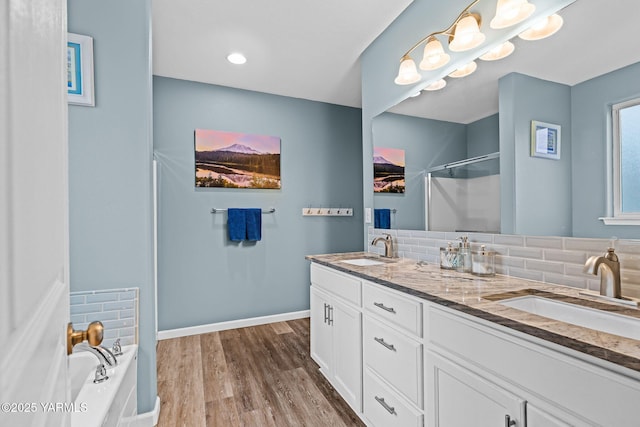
top-left (363, 368), bottom-right (423, 427)
top-left (363, 316), bottom-right (423, 407)
top-left (311, 264), bottom-right (361, 306)
top-left (363, 281), bottom-right (422, 337)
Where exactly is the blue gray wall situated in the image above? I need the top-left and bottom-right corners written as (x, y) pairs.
top-left (153, 76), bottom-right (363, 331)
top-left (467, 114), bottom-right (499, 157)
top-left (68, 0), bottom-right (156, 413)
top-left (499, 73), bottom-right (572, 237)
top-left (571, 61), bottom-right (640, 238)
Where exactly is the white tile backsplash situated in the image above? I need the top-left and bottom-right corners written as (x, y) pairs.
top-left (369, 228), bottom-right (640, 297)
top-left (69, 287), bottom-right (139, 349)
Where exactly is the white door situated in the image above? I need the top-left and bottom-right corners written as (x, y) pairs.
top-left (427, 352), bottom-right (525, 427)
top-left (310, 287), bottom-right (332, 374)
top-left (331, 298), bottom-right (362, 412)
top-left (0, 1), bottom-right (70, 426)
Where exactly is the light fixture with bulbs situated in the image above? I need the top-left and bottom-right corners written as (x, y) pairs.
top-left (394, 0), bottom-right (566, 89)
top-left (519, 13), bottom-right (563, 40)
top-left (394, 0), bottom-right (484, 85)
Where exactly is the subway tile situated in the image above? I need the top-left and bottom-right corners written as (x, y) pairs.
top-left (616, 240), bottom-right (640, 254)
top-left (425, 231), bottom-right (446, 240)
top-left (622, 283), bottom-right (640, 299)
top-left (621, 269), bottom-right (640, 287)
top-left (118, 290), bottom-right (137, 301)
top-left (525, 236), bottom-right (563, 249)
top-left (70, 314), bottom-right (86, 324)
top-left (563, 237), bottom-right (612, 252)
top-left (493, 234), bottom-right (525, 246)
top-left (525, 259), bottom-right (565, 274)
top-left (70, 295), bottom-right (85, 305)
top-left (102, 319), bottom-right (136, 330)
top-left (87, 311), bottom-right (120, 323)
top-left (467, 233), bottom-right (493, 244)
top-left (495, 265), bottom-right (508, 276)
top-left (119, 309), bottom-right (136, 320)
top-left (103, 301), bottom-right (135, 311)
top-left (543, 249), bottom-right (587, 265)
top-left (410, 230), bottom-right (428, 239)
top-left (564, 264), bottom-right (592, 279)
top-left (618, 253), bottom-right (640, 271)
top-left (409, 245), bottom-right (428, 254)
top-left (70, 303), bottom-right (103, 316)
top-left (402, 238), bottom-right (423, 246)
top-left (495, 255), bottom-right (525, 269)
top-left (396, 229), bottom-right (412, 237)
top-left (444, 232), bottom-right (465, 241)
top-left (508, 267), bottom-right (543, 283)
top-left (543, 272), bottom-right (586, 289)
top-left (118, 327), bottom-right (135, 338)
top-left (508, 247), bottom-right (543, 259)
top-left (86, 293), bottom-right (119, 304)
top-left (70, 291), bottom-right (93, 296)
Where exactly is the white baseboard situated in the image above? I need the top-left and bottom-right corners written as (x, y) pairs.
top-left (157, 310), bottom-right (310, 340)
top-left (131, 395), bottom-right (160, 427)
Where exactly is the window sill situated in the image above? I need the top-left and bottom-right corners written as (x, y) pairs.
top-left (599, 217), bottom-right (640, 226)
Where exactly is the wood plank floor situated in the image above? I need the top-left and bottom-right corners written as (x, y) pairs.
top-left (156, 318), bottom-right (366, 427)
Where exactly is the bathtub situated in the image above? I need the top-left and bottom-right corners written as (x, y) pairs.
top-left (69, 344), bottom-right (138, 427)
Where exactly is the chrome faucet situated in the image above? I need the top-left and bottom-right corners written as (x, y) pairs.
top-left (584, 248), bottom-right (621, 299)
top-left (73, 341), bottom-right (118, 367)
top-left (372, 233), bottom-right (394, 258)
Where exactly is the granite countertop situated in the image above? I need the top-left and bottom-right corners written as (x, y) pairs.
top-left (307, 252), bottom-right (640, 375)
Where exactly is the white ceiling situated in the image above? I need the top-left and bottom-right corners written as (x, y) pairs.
top-left (152, 0), bottom-right (413, 108)
top-left (389, 0), bottom-right (640, 123)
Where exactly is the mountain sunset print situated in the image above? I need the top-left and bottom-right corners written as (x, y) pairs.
top-left (373, 147), bottom-right (405, 193)
top-left (195, 129), bottom-right (281, 189)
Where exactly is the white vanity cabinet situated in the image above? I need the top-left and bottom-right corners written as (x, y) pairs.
top-left (310, 264), bottom-right (363, 413)
top-left (362, 280), bottom-right (424, 427)
top-left (425, 303), bottom-right (640, 426)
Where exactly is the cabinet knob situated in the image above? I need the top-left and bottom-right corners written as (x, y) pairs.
top-left (505, 415), bottom-right (516, 427)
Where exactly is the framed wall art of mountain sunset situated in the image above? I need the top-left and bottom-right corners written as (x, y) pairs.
top-left (373, 147), bottom-right (405, 193)
top-left (195, 129), bottom-right (281, 189)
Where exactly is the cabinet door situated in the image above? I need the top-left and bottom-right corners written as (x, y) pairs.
top-left (526, 404), bottom-right (572, 427)
top-left (310, 286), bottom-right (332, 375)
top-left (332, 298), bottom-right (363, 412)
top-left (427, 351), bottom-right (525, 427)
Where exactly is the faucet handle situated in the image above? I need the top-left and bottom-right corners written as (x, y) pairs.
top-left (112, 339), bottom-right (123, 356)
top-left (93, 364), bottom-right (109, 384)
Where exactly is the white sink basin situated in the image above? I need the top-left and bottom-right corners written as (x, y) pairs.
top-left (341, 258), bottom-right (385, 266)
top-left (500, 296), bottom-right (640, 341)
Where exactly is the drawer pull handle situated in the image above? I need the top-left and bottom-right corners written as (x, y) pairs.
top-left (505, 415), bottom-right (516, 427)
top-left (374, 337), bottom-right (396, 351)
top-left (328, 305), bottom-right (333, 325)
top-left (323, 303), bottom-right (329, 324)
top-left (375, 396), bottom-right (396, 415)
top-left (374, 302), bottom-right (396, 313)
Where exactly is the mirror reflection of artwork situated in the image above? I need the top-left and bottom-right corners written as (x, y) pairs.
top-left (373, 147), bottom-right (405, 193)
top-left (195, 129), bottom-right (281, 189)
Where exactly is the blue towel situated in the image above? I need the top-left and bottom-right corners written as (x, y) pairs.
top-left (374, 209), bottom-right (391, 229)
top-left (227, 208), bottom-right (246, 241)
top-left (245, 208), bottom-right (262, 241)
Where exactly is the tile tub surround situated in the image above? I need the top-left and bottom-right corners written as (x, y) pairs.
top-left (70, 288), bottom-right (139, 349)
top-left (368, 228), bottom-right (640, 299)
top-left (306, 253), bottom-right (640, 374)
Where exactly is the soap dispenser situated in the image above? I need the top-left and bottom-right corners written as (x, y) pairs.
top-left (457, 236), bottom-right (471, 273)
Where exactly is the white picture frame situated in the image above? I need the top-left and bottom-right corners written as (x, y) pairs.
top-left (67, 33), bottom-right (95, 106)
top-left (530, 120), bottom-right (561, 160)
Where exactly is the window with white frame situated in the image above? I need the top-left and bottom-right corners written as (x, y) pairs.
top-left (606, 98), bottom-right (640, 224)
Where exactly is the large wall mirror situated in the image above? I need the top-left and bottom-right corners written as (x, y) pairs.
top-left (372, 0), bottom-right (640, 238)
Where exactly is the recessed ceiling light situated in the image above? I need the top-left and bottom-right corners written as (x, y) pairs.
top-left (227, 53), bottom-right (247, 65)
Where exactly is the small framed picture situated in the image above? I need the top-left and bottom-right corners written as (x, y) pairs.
top-left (67, 33), bottom-right (95, 106)
top-left (531, 120), bottom-right (560, 160)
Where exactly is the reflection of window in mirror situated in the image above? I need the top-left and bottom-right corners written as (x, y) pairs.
top-left (608, 99), bottom-right (640, 224)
